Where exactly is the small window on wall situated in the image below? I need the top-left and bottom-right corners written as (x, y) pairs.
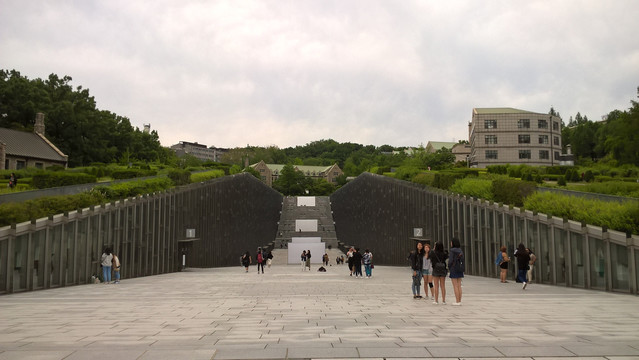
top-left (485, 135), bottom-right (498, 144)
top-left (538, 119), bottom-right (548, 129)
top-left (518, 135), bottom-right (530, 144)
top-left (485, 150), bottom-right (498, 159)
top-left (484, 120), bottom-right (497, 129)
top-left (553, 121), bottom-right (559, 131)
top-left (16, 160), bottom-right (26, 169)
top-left (554, 136), bottom-right (560, 145)
top-left (539, 150), bottom-right (549, 159)
top-left (518, 119), bottom-right (530, 128)
top-left (519, 150), bottom-right (531, 159)
top-left (35, 163), bottom-right (44, 169)
top-left (539, 135), bottom-right (549, 144)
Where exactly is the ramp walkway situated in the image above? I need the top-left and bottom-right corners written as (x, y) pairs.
top-left (1, 264), bottom-right (638, 360)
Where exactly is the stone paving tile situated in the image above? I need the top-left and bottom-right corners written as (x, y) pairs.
top-left (0, 350), bottom-right (75, 360)
top-left (0, 265), bottom-right (638, 359)
top-left (358, 346), bottom-right (432, 358)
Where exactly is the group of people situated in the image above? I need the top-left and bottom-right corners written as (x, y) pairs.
top-left (241, 248), bottom-right (273, 273)
top-left (496, 243), bottom-right (536, 289)
top-left (408, 239), bottom-right (465, 306)
top-left (346, 247), bottom-right (373, 278)
top-left (100, 247), bottom-right (121, 284)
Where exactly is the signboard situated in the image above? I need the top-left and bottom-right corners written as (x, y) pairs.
top-left (413, 228), bottom-right (423, 237)
top-left (186, 229), bottom-right (195, 238)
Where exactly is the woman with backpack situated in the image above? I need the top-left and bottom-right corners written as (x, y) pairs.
top-left (430, 241), bottom-right (448, 304)
top-left (498, 246), bottom-right (510, 283)
top-left (448, 238), bottom-right (464, 306)
top-left (256, 248), bottom-right (265, 274)
top-left (409, 242), bottom-right (424, 298)
top-left (241, 251), bottom-right (251, 272)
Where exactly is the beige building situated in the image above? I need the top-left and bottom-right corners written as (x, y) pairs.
top-left (250, 161), bottom-right (343, 187)
top-left (469, 108), bottom-right (562, 168)
top-left (170, 141), bottom-right (226, 162)
top-left (0, 113), bottom-right (68, 170)
top-left (425, 141), bottom-right (471, 163)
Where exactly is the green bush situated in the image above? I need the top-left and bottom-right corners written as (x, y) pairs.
top-left (486, 165), bottom-right (508, 175)
top-left (583, 170), bottom-right (594, 182)
top-left (492, 178), bottom-right (537, 207)
top-left (545, 166), bottom-right (572, 175)
top-left (110, 169), bottom-right (157, 180)
top-left (191, 170), bottom-right (225, 183)
top-left (449, 178), bottom-right (493, 200)
top-left (557, 177), bottom-right (567, 186)
top-left (393, 166), bottom-right (421, 181)
top-left (93, 177), bottom-right (173, 200)
top-left (32, 172), bottom-right (97, 189)
top-left (433, 172), bottom-right (466, 190)
top-left (566, 181), bottom-right (639, 198)
top-left (168, 169), bottom-right (192, 186)
top-left (595, 175), bottom-right (614, 182)
top-left (411, 173), bottom-right (435, 187)
top-left (524, 192), bottom-right (639, 235)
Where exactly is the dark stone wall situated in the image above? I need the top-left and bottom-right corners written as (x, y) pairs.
top-left (330, 173), bottom-right (435, 266)
top-left (176, 173), bottom-right (282, 268)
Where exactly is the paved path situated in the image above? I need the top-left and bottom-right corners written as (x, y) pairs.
top-left (1, 263), bottom-right (638, 360)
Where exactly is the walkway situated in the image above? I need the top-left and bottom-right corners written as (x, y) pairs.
top-left (1, 263), bottom-right (638, 360)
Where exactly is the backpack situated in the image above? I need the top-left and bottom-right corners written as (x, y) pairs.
top-left (495, 251), bottom-right (503, 265)
top-left (453, 253), bottom-right (465, 273)
top-left (257, 252), bottom-right (263, 263)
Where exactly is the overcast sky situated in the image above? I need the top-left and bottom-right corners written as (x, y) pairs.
top-left (1, 1), bottom-right (638, 149)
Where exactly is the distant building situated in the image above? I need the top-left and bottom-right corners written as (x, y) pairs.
top-left (425, 141), bottom-right (456, 153)
top-left (250, 161), bottom-right (343, 187)
top-left (0, 113), bottom-right (68, 170)
top-left (170, 141), bottom-right (226, 162)
top-left (468, 107), bottom-right (562, 168)
top-left (451, 143), bottom-right (471, 163)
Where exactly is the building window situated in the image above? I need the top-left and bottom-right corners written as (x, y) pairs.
top-left (261, 176), bottom-right (266, 181)
top-left (35, 162), bottom-right (44, 169)
top-left (554, 136), bottom-right (560, 145)
top-left (484, 120), bottom-right (497, 129)
top-left (555, 151), bottom-right (560, 160)
top-left (538, 119), bottom-right (548, 129)
top-left (553, 121), bottom-right (559, 131)
top-left (518, 119), bottom-right (530, 128)
top-left (539, 150), bottom-right (549, 159)
top-left (485, 150), bottom-right (498, 159)
top-left (539, 135), bottom-right (549, 144)
top-left (259, 168), bottom-right (265, 172)
top-left (485, 135), bottom-right (498, 144)
top-left (519, 150), bottom-right (531, 159)
top-left (518, 134), bottom-right (531, 144)
top-left (16, 160), bottom-right (26, 170)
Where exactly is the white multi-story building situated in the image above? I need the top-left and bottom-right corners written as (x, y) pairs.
top-left (469, 108), bottom-right (562, 168)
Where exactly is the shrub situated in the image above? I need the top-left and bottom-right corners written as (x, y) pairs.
top-left (486, 165), bottom-right (508, 175)
top-left (584, 170), bottom-right (595, 182)
top-left (567, 181), bottom-right (639, 198)
top-left (411, 173), bottom-right (435, 187)
top-left (32, 172), bottom-right (97, 189)
top-left (433, 172), bottom-right (465, 190)
top-left (524, 192), bottom-right (639, 235)
top-left (191, 170), bottom-right (225, 183)
top-left (110, 169), bottom-right (156, 180)
top-left (557, 177), bottom-right (567, 186)
top-left (449, 178), bottom-right (493, 200)
top-left (168, 169), bottom-right (192, 186)
top-left (393, 166), bottom-right (421, 181)
top-left (492, 178), bottom-right (537, 207)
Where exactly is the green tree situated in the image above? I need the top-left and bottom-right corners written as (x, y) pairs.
top-left (272, 164), bottom-right (312, 195)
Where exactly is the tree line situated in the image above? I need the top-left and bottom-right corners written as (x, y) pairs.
top-left (0, 69), bottom-right (173, 167)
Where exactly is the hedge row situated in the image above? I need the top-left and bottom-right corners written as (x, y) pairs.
top-left (0, 177), bottom-right (175, 228)
top-left (191, 170), bottom-right (225, 183)
top-left (32, 172), bottom-right (97, 189)
top-left (566, 181), bottom-right (639, 198)
top-left (524, 192), bottom-right (639, 235)
top-left (110, 169), bottom-right (157, 180)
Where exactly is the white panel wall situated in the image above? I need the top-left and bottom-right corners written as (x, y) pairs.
top-left (297, 196), bottom-right (316, 207)
top-left (291, 237), bottom-right (322, 243)
top-left (295, 219), bottom-right (318, 232)
top-left (287, 243), bottom-right (326, 265)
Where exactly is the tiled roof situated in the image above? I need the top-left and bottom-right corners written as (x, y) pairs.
top-left (427, 141), bottom-right (457, 151)
top-left (0, 128), bottom-right (68, 162)
top-left (473, 107), bottom-right (539, 115)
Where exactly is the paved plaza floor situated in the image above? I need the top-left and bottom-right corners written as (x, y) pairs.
top-left (1, 262), bottom-right (638, 360)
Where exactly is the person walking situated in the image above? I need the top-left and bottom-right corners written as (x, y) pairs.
top-left (422, 243), bottom-right (434, 300)
top-left (515, 243), bottom-right (531, 289)
top-left (409, 242), bottom-right (424, 298)
top-left (101, 247), bottom-right (113, 284)
top-left (266, 251), bottom-right (273, 268)
top-left (256, 248), bottom-right (265, 274)
top-left (347, 247), bottom-right (354, 276)
top-left (362, 249), bottom-right (373, 278)
top-left (301, 250), bottom-right (307, 271)
top-left (112, 252), bottom-right (121, 284)
top-left (305, 250), bottom-right (312, 271)
top-left (430, 241), bottom-right (448, 304)
top-left (8, 173), bottom-right (17, 189)
top-left (323, 253), bottom-right (329, 266)
top-left (241, 251), bottom-right (252, 272)
top-left (448, 238), bottom-right (465, 306)
top-left (527, 248), bottom-right (536, 283)
top-left (497, 246), bottom-right (510, 283)
top-left (351, 248), bottom-right (363, 278)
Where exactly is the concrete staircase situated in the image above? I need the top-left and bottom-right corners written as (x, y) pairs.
top-left (273, 196), bottom-right (339, 249)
